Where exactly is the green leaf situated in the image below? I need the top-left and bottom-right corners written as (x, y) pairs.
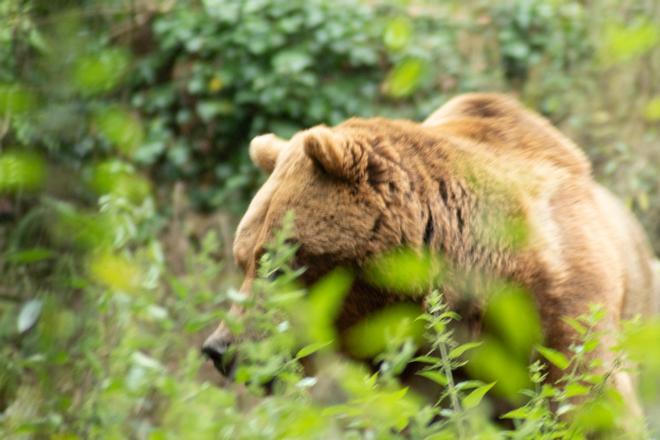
top-left (73, 48), bottom-right (130, 95)
top-left (383, 17), bottom-right (412, 52)
top-left (6, 248), bottom-right (54, 264)
top-left (601, 21), bottom-right (659, 66)
top-left (462, 382), bottom-right (496, 409)
top-left (449, 342), bottom-right (483, 359)
top-left (540, 384), bottom-right (557, 398)
top-left (501, 406), bottom-right (532, 419)
top-left (0, 83), bottom-right (37, 114)
top-left (562, 317), bottom-right (587, 335)
top-left (564, 383), bottom-right (590, 398)
top-left (643, 97), bottom-right (660, 121)
top-left (418, 370), bottom-right (448, 386)
top-left (272, 50), bottom-right (311, 74)
top-left (0, 151), bottom-right (46, 193)
top-left (411, 355), bottom-right (441, 364)
top-left (383, 58), bottom-right (426, 98)
top-left (536, 346), bottom-right (570, 370)
top-left (296, 340), bottom-right (332, 359)
top-left (583, 338), bottom-right (599, 353)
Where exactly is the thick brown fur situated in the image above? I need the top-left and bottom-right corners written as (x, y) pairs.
top-left (210, 93), bottom-right (659, 418)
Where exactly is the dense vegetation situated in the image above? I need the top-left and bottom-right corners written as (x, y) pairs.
top-left (1, 0), bottom-right (659, 438)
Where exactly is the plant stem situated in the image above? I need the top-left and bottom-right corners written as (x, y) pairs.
top-left (438, 338), bottom-right (466, 439)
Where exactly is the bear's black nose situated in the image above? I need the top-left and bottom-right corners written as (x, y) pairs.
top-left (201, 336), bottom-right (235, 377)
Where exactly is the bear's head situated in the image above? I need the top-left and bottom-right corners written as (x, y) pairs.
top-left (202, 119), bottom-right (434, 373)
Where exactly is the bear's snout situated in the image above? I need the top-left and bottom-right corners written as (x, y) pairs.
top-left (201, 327), bottom-right (236, 377)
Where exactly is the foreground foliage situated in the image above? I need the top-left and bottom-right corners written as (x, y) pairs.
top-left (1, 0), bottom-right (659, 438)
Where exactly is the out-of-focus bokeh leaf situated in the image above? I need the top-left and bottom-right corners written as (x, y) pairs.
top-left (601, 20), bottom-right (659, 66)
top-left (466, 336), bottom-right (530, 401)
top-left (0, 83), bottom-right (37, 114)
top-left (294, 267), bottom-right (353, 345)
top-left (383, 58), bottom-right (427, 98)
top-left (88, 253), bottom-right (141, 293)
top-left (6, 248), bottom-right (54, 264)
top-left (364, 248), bottom-right (440, 295)
top-left (384, 17), bottom-right (413, 52)
top-left (0, 151), bottom-right (45, 193)
top-left (345, 303), bottom-right (424, 358)
top-left (88, 160), bottom-right (151, 203)
top-left (484, 282), bottom-right (542, 359)
top-left (94, 107), bottom-right (144, 156)
top-left (73, 48), bottom-right (131, 95)
top-left (643, 96), bottom-right (660, 122)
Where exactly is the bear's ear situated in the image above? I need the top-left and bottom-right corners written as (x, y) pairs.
top-left (303, 126), bottom-right (366, 182)
top-left (249, 134), bottom-right (286, 173)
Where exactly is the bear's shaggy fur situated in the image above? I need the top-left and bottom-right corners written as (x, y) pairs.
top-left (208, 93), bottom-right (658, 414)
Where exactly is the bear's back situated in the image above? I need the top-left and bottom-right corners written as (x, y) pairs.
top-left (423, 93), bottom-right (591, 178)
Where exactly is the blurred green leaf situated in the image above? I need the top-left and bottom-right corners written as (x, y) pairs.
top-left (643, 97), bottom-right (660, 122)
top-left (94, 107), bottom-right (144, 156)
top-left (88, 253), bottom-right (142, 293)
top-left (295, 340), bottom-right (333, 359)
top-left (297, 267), bottom-right (353, 345)
top-left (466, 336), bottom-right (530, 400)
top-left (383, 58), bottom-right (427, 98)
top-left (0, 151), bottom-right (45, 193)
top-left (345, 303), bottom-right (424, 358)
top-left (73, 48), bottom-right (131, 95)
top-left (88, 160), bottom-right (151, 203)
top-left (364, 248), bottom-right (439, 295)
top-left (564, 382), bottom-right (590, 398)
top-left (0, 83), bottom-right (37, 114)
top-left (272, 50), bottom-right (311, 74)
top-left (6, 248), bottom-right (54, 264)
top-left (384, 17), bottom-right (413, 52)
top-left (601, 20), bottom-right (659, 66)
top-left (484, 283), bottom-right (542, 359)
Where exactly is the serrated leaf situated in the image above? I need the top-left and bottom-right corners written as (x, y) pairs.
top-left (455, 380), bottom-right (484, 392)
top-left (412, 355), bottom-right (441, 364)
top-left (562, 317), bottom-right (587, 335)
top-left (564, 383), bottom-right (590, 398)
top-left (449, 342), bottom-right (483, 359)
top-left (17, 299), bottom-right (43, 333)
top-left (501, 406), bottom-right (532, 419)
top-left (540, 384), bottom-right (557, 398)
top-left (536, 346), bottom-right (570, 370)
top-left (418, 370), bottom-right (448, 386)
top-left (295, 340), bottom-right (332, 359)
top-left (583, 338), bottom-right (599, 353)
top-left (462, 382), bottom-right (496, 409)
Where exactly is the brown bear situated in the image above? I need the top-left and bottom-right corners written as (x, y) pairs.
top-left (203, 93), bottom-right (658, 415)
